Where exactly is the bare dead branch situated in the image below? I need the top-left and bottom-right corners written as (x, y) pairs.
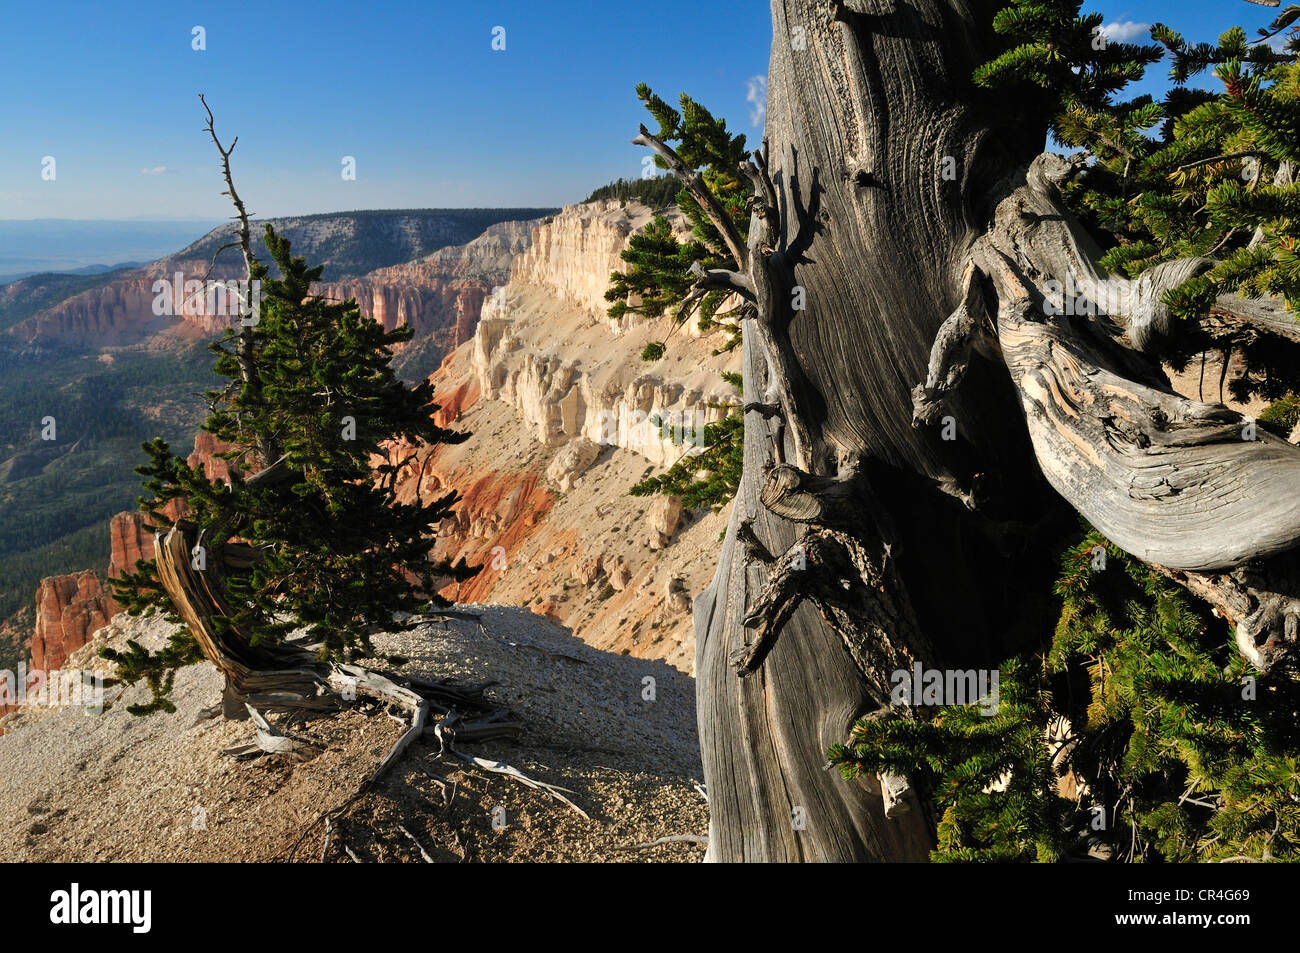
top-left (911, 262), bottom-right (998, 428)
top-left (978, 157), bottom-right (1300, 576)
top-left (689, 260), bottom-right (757, 299)
top-left (199, 93), bottom-right (276, 466)
top-left (447, 750), bottom-right (590, 820)
top-left (396, 823), bottom-right (435, 862)
top-left (199, 94), bottom-right (256, 279)
top-left (737, 518), bottom-right (776, 564)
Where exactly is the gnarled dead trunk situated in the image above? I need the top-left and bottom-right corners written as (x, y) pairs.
top-left (152, 522), bottom-right (333, 716)
top-left (153, 519), bottom-right (505, 780)
top-left (689, 0), bottom-right (1300, 862)
top-left (693, 0), bottom-right (1063, 862)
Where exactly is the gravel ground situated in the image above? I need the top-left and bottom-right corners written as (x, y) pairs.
top-left (0, 606), bottom-right (707, 863)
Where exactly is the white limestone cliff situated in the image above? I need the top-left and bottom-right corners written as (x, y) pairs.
top-left (469, 200), bottom-right (740, 470)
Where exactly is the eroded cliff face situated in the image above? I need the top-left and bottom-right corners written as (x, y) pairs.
top-left (471, 202), bottom-right (739, 465)
top-left (413, 200), bottom-right (743, 671)
top-left (7, 251), bottom-right (270, 346)
top-left (508, 202), bottom-right (647, 317)
top-left (317, 220), bottom-right (539, 377)
top-left (6, 219), bottom-right (540, 361)
top-left (31, 570), bottom-right (115, 673)
top-left (13, 201), bottom-right (740, 685)
top-left (14, 430), bottom-right (226, 701)
top-left (109, 511), bottom-right (155, 580)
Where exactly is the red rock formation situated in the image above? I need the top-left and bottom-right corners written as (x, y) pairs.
top-left (31, 570), bottom-right (116, 672)
top-left (187, 430), bottom-right (242, 483)
top-left (19, 423), bottom-right (242, 685)
top-left (6, 217), bottom-right (521, 358)
top-left (431, 377), bottom-right (481, 428)
top-left (399, 452), bottom-right (555, 605)
top-left (108, 511), bottom-right (155, 579)
top-left (3, 265), bottom-right (487, 351)
top-left (6, 261), bottom-right (234, 348)
top-left (309, 218), bottom-right (531, 357)
top-left (317, 276), bottom-right (488, 345)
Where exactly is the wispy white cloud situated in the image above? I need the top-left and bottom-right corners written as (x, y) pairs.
top-left (1100, 20), bottom-right (1150, 43)
top-left (746, 75), bottom-right (767, 128)
top-left (1263, 32), bottom-right (1290, 53)
top-left (139, 166), bottom-right (169, 175)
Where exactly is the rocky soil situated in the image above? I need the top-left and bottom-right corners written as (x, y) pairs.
top-left (0, 607), bottom-right (707, 863)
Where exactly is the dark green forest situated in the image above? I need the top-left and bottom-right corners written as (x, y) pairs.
top-left (0, 342), bottom-right (218, 669)
top-left (584, 176), bottom-right (682, 209)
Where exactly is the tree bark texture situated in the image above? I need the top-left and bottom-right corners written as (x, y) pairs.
top-left (695, 0), bottom-right (1066, 862)
top-left (692, 0), bottom-right (1300, 861)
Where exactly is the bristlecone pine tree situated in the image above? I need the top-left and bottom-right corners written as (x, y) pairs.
top-left (108, 103), bottom-right (475, 738)
top-left (609, 87), bottom-right (752, 511)
top-left (606, 83), bottom-right (751, 354)
top-left (830, 526), bottom-right (1300, 861)
top-left (616, 0), bottom-right (1300, 861)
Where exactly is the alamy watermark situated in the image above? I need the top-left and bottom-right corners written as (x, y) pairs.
top-left (890, 662), bottom-right (1000, 716)
top-left (151, 273), bottom-right (261, 326)
top-left (50, 883), bottom-right (150, 933)
top-left (0, 665), bottom-right (105, 715)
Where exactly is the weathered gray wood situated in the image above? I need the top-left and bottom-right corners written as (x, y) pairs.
top-left (976, 157), bottom-right (1300, 573)
top-left (685, 0), bottom-right (1300, 862)
top-left (912, 263), bottom-right (997, 427)
top-left (328, 663), bottom-right (429, 784)
top-left (448, 750), bottom-right (590, 820)
top-left (1205, 292), bottom-right (1300, 345)
top-left (1153, 554), bottom-right (1300, 671)
top-left (154, 524), bottom-right (329, 706)
top-left (199, 95), bottom-right (279, 470)
top-left (617, 835), bottom-right (709, 850)
top-left (396, 824), bottom-right (435, 863)
top-left (690, 0), bottom-right (1056, 862)
top-left (241, 703), bottom-right (318, 759)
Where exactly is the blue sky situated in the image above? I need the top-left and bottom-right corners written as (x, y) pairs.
top-left (0, 0), bottom-right (1279, 220)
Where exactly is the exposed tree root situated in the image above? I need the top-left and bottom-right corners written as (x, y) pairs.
top-left (446, 750), bottom-right (590, 820)
top-left (223, 703), bottom-right (320, 761)
top-left (396, 824), bottom-right (435, 863)
top-left (617, 834), bottom-right (709, 850)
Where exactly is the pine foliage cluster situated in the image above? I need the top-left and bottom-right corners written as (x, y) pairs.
top-left (630, 372), bottom-right (744, 514)
top-left (583, 175), bottom-right (682, 209)
top-left (603, 83), bottom-right (751, 350)
top-left (604, 84), bottom-right (755, 511)
top-left (108, 225), bottom-right (475, 714)
top-left (979, 0), bottom-right (1300, 430)
top-left (974, 0), bottom-right (1165, 137)
top-left (830, 528), bottom-right (1300, 862)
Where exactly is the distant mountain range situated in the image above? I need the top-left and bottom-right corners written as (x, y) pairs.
top-left (0, 219), bottom-right (221, 282)
top-left (0, 262), bottom-right (149, 285)
top-left (170, 208), bottom-right (557, 282)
